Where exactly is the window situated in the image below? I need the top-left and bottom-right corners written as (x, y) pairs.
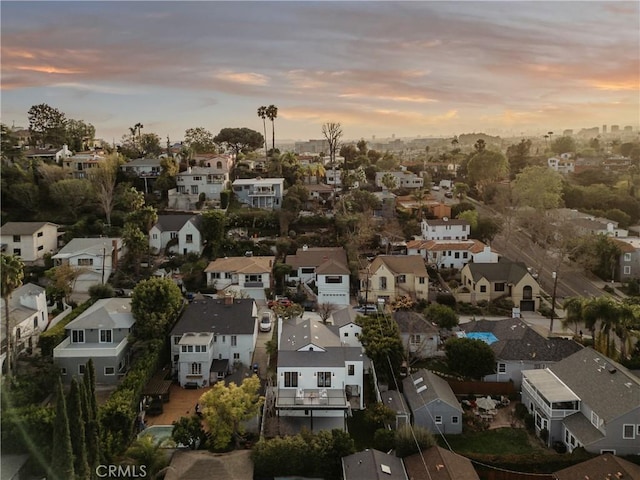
top-left (38, 245), bottom-right (44, 251)
top-left (480, 285), bottom-right (487, 293)
top-left (78, 258), bottom-right (94, 266)
top-left (343, 332), bottom-right (349, 337)
top-left (170, 232), bottom-right (178, 239)
top-left (463, 252), bottom-right (468, 259)
top-left (152, 233), bottom-right (158, 239)
top-left (591, 411), bottom-right (600, 427)
top-left (348, 365), bottom-right (355, 376)
top-left (104, 367), bottom-right (115, 376)
top-left (379, 277), bottom-right (387, 289)
top-left (435, 415), bottom-right (442, 424)
top-left (72, 330), bottom-right (85, 343)
top-left (419, 276), bottom-right (425, 284)
top-left (325, 276), bottom-right (343, 283)
top-left (301, 267), bottom-right (315, 274)
top-left (231, 335), bottom-right (237, 347)
top-left (495, 283), bottom-right (505, 292)
top-left (174, 337), bottom-right (180, 345)
top-left (193, 176), bottom-right (202, 181)
top-left (624, 253), bottom-right (632, 262)
top-left (33, 316), bottom-right (38, 328)
top-left (233, 353), bottom-right (240, 360)
top-left (317, 371), bottom-right (332, 387)
top-left (60, 368), bottom-right (67, 375)
top-left (624, 266), bottom-right (631, 275)
top-left (191, 186), bottom-right (199, 195)
top-left (12, 235), bottom-right (20, 242)
top-left (99, 329), bottom-right (112, 343)
top-left (79, 364), bottom-right (86, 375)
top-left (397, 275), bottom-right (406, 284)
top-left (452, 416), bottom-right (459, 424)
top-left (222, 336), bottom-right (226, 343)
top-left (186, 234), bottom-right (193, 243)
top-left (454, 252), bottom-right (460, 259)
top-left (13, 248), bottom-right (21, 255)
top-left (181, 345), bottom-right (194, 353)
top-left (37, 231), bottom-right (43, 237)
top-left (190, 363), bottom-right (202, 375)
top-left (498, 363), bottom-right (506, 373)
top-left (623, 424), bottom-right (635, 439)
top-left (410, 334), bottom-right (421, 345)
top-left (284, 372), bottom-right (298, 387)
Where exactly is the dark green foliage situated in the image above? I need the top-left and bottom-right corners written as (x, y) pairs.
top-left (395, 425), bottom-right (436, 458)
top-left (88, 283), bottom-right (115, 299)
top-left (220, 190), bottom-right (231, 209)
top-left (172, 416), bottom-right (206, 450)
top-left (364, 402), bottom-right (396, 427)
top-left (373, 428), bottom-right (395, 452)
top-left (50, 377), bottom-right (74, 480)
top-left (84, 359), bottom-right (101, 471)
top-left (201, 209), bottom-right (227, 256)
top-left (435, 293), bottom-right (456, 307)
top-left (424, 303), bottom-right (459, 329)
top-left (213, 127), bottom-right (264, 157)
top-left (358, 314), bottom-right (405, 385)
top-left (39, 299), bottom-right (96, 356)
top-left (67, 378), bottom-right (90, 480)
top-left (1, 405), bottom-right (55, 465)
top-left (451, 202), bottom-right (476, 218)
top-left (131, 278), bottom-right (183, 339)
top-left (445, 337), bottom-right (496, 380)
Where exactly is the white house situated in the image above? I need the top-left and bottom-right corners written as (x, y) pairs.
top-left (149, 214), bottom-right (204, 256)
top-left (0, 283), bottom-right (48, 366)
top-left (169, 297), bottom-right (258, 387)
top-left (169, 166), bottom-right (230, 210)
top-left (275, 317), bottom-right (369, 432)
top-left (232, 178), bottom-right (284, 210)
top-left (406, 239), bottom-right (492, 270)
top-left (53, 298), bottom-right (135, 384)
top-left (204, 256), bottom-right (274, 300)
top-left (421, 218), bottom-right (470, 241)
top-left (548, 154), bottom-right (575, 174)
top-left (52, 238), bottom-right (124, 292)
top-left (1, 222), bottom-right (59, 262)
top-left (375, 171), bottom-right (424, 189)
top-left (285, 246), bottom-right (350, 306)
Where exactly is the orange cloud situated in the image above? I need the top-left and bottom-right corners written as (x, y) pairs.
top-left (14, 65), bottom-right (84, 74)
top-left (213, 70), bottom-right (269, 86)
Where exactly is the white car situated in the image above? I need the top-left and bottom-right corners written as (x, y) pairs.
top-left (259, 312), bottom-right (272, 332)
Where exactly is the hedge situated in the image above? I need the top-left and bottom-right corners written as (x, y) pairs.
top-left (39, 299), bottom-right (96, 357)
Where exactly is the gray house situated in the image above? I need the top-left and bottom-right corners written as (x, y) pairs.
top-left (393, 311), bottom-right (439, 360)
top-left (462, 318), bottom-right (582, 388)
top-left (521, 347), bottom-right (640, 455)
top-left (382, 389), bottom-right (410, 430)
top-left (402, 369), bottom-right (463, 435)
top-left (342, 449), bottom-right (407, 480)
top-left (53, 298), bottom-right (134, 384)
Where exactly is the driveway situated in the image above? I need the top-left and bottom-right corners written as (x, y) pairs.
top-left (251, 304), bottom-right (274, 379)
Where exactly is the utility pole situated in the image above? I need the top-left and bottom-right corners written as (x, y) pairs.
top-left (549, 271), bottom-right (558, 334)
top-left (101, 245), bottom-right (106, 284)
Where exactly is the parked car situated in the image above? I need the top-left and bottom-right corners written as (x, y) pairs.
top-left (444, 191), bottom-right (454, 198)
top-left (268, 297), bottom-right (292, 308)
top-left (431, 185), bottom-right (441, 191)
top-left (259, 312), bottom-right (272, 332)
top-left (355, 304), bottom-right (378, 314)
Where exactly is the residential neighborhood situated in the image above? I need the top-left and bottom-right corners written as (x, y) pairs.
top-left (1, 2), bottom-right (639, 479)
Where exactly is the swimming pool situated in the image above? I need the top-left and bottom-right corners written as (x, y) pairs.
top-left (465, 332), bottom-right (498, 345)
top-left (138, 425), bottom-right (176, 448)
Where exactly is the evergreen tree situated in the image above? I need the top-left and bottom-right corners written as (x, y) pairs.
top-left (83, 359), bottom-right (101, 472)
top-left (67, 378), bottom-right (90, 480)
top-left (50, 377), bottom-right (75, 480)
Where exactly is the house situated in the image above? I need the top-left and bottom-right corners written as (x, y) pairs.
top-left (461, 318), bottom-right (582, 388)
top-left (458, 257), bottom-right (540, 311)
top-left (421, 218), bottom-right (469, 241)
top-left (304, 183), bottom-right (336, 208)
top-left (403, 446), bottom-right (480, 480)
top-left (62, 152), bottom-right (105, 178)
top-left (406, 239), bottom-right (493, 269)
top-left (204, 256), bottom-right (274, 300)
top-left (149, 215), bottom-right (204, 256)
top-left (521, 347), bottom-right (640, 455)
top-left (285, 246), bottom-right (350, 306)
top-left (0, 283), bottom-right (48, 363)
top-left (325, 168), bottom-right (342, 188)
top-left (120, 157), bottom-right (169, 193)
top-left (170, 166), bottom-right (231, 209)
top-left (342, 449), bottom-right (407, 480)
top-left (392, 311), bottom-right (439, 359)
top-left (547, 154), bottom-right (575, 174)
top-left (360, 255), bottom-right (429, 304)
top-left (553, 209), bottom-right (628, 237)
top-left (53, 298), bottom-right (135, 384)
top-left (1, 221), bottom-right (59, 262)
top-left (553, 453), bottom-right (640, 480)
top-left (382, 389), bottom-right (410, 430)
top-left (375, 170), bottom-right (424, 189)
top-left (52, 238), bottom-right (124, 292)
top-left (395, 195), bottom-right (451, 220)
top-left (170, 297), bottom-right (258, 388)
top-left (232, 178), bottom-right (284, 210)
top-left (274, 317), bottom-right (369, 432)
top-left (402, 369), bottom-right (463, 434)
top-left (612, 237), bottom-right (640, 281)
top-left (24, 144), bottom-right (72, 163)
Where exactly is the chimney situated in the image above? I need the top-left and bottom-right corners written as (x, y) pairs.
top-left (112, 239), bottom-right (118, 269)
top-left (224, 293), bottom-right (233, 305)
top-left (302, 244), bottom-right (308, 251)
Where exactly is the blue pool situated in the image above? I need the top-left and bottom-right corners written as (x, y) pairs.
top-left (465, 332), bottom-right (498, 345)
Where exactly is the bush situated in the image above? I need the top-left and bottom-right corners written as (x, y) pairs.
top-left (514, 403), bottom-right (529, 419)
top-left (395, 425), bottom-right (435, 458)
top-left (373, 428), bottom-right (395, 452)
top-left (435, 293), bottom-right (456, 307)
top-left (88, 283), bottom-right (115, 299)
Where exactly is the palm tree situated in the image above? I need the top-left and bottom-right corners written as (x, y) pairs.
top-left (412, 188), bottom-right (427, 219)
top-left (1, 254), bottom-right (25, 385)
top-left (266, 105), bottom-right (278, 154)
top-left (257, 106), bottom-right (268, 159)
top-left (615, 303), bottom-right (635, 360)
top-left (582, 297), bottom-right (619, 354)
top-left (124, 434), bottom-right (169, 479)
top-left (561, 297), bottom-right (584, 337)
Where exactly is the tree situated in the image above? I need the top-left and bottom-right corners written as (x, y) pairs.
top-left (50, 377), bottom-right (75, 480)
top-left (266, 105), bottom-right (278, 154)
top-left (126, 205), bottom-right (158, 233)
top-left (183, 127), bottom-right (217, 154)
top-left (317, 303), bottom-right (337, 324)
top-left (1, 254), bottom-right (24, 383)
top-left (424, 304), bottom-right (459, 329)
top-left (199, 375), bottom-right (264, 449)
top-left (201, 210), bottom-right (227, 256)
top-left (1, 123), bottom-right (24, 163)
top-left (124, 434), bottom-right (169, 478)
top-left (395, 425), bottom-right (435, 458)
top-left (65, 119), bottom-right (95, 152)
top-left (358, 314), bottom-right (404, 384)
top-left (457, 209), bottom-right (478, 230)
top-left (91, 154), bottom-right (121, 226)
top-left (506, 138), bottom-right (532, 178)
top-left (357, 139), bottom-right (368, 155)
top-left (562, 297), bottom-right (584, 337)
top-left (67, 378), bottom-right (90, 480)
top-left (381, 172), bottom-right (398, 190)
top-left (322, 122), bottom-right (343, 167)
top-left (473, 216), bottom-right (503, 244)
top-left (140, 132), bottom-right (163, 157)
top-left (514, 166), bottom-right (563, 210)
top-left (83, 359), bottom-right (101, 473)
top-left (582, 296), bottom-right (620, 355)
top-left (453, 182), bottom-right (469, 202)
top-left (45, 263), bottom-right (85, 304)
top-left (172, 415), bottom-right (206, 450)
top-left (257, 106), bottom-right (269, 158)
top-left (551, 136), bottom-right (576, 155)
top-left (6, 182), bottom-right (40, 214)
top-left (28, 103), bottom-right (67, 148)
top-left (466, 150), bottom-right (508, 195)
top-left (445, 337), bottom-right (495, 380)
top-left (214, 127), bottom-right (264, 159)
top-left (122, 224), bottom-right (148, 277)
top-left (131, 277), bottom-right (183, 339)
top-left (49, 178), bottom-right (95, 221)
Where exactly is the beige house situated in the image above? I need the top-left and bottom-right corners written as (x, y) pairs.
top-left (360, 255), bottom-right (428, 304)
top-left (204, 256), bottom-right (274, 300)
top-left (1, 222), bottom-right (59, 262)
top-left (458, 258), bottom-right (540, 311)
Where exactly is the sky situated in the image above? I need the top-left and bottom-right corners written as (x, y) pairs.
top-left (1, 1), bottom-right (639, 144)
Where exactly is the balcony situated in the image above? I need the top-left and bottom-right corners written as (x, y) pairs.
top-left (276, 388), bottom-right (348, 409)
top-left (522, 375), bottom-right (580, 419)
top-left (53, 336), bottom-right (128, 358)
top-left (250, 188), bottom-right (275, 197)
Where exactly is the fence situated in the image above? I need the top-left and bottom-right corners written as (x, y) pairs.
top-left (449, 379), bottom-right (517, 398)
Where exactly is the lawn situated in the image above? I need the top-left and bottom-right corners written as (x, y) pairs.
top-left (441, 427), bottom-right (547, 456)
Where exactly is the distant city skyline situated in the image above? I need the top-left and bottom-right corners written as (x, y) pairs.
top-left (1, 1), bottom-right (638, 144)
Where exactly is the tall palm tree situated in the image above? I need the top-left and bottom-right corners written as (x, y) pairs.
top-left (257, 106), bottom-right (268, 159)
top-left (615, 303), bottom-right (635, 360)
top-left (582, 296), bottom-right (619, 355)
top-left (1, 254), bottom-right (24, 384)
top-left (266, 105), bottom-right (278, 154)
top-left (561, 297), bottom-right (584, 337)
top-left (124, 434), bottom-right (169, 479)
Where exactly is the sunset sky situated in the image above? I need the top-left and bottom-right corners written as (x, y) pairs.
top-left (1, 1), bottom-right (638, 144)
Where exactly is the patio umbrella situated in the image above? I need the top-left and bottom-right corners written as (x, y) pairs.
top-left (476, 396), bottom-right (497, 411)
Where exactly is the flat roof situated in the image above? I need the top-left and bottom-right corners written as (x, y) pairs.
top-left (523, 369), bottom-right (580, 403)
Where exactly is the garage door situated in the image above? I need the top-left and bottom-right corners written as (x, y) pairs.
top-left (520, 300), bottom-right (535, 311)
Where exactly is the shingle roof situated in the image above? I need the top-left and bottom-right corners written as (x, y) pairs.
top-left (562, 412), bottom-right (605, 446)
top-left (393, 311), bottom-right (439, 335)
top-left (170, 298), bottom-right (256, 336)
top-left (403, 446), bottom-right (480, 480)
top-left (204, 256), bottom-right (274, 274)
top-left (402, 369), bottom-right (462, 414)
top-left (286, 247), bottom-right (348, 269)
top-left (549, 347), bottom-right (640, 423)
top-left (554, 453), bottom-right (640, 480)
top-left (1, 221), bottom-right (58, 235)
top-left (406, 239), bottom-right (487, 253)
top-left (465, 258), bottom-right (530, 284)
top-left (368, 255), bottom-right (428, 276)
top-left (425, 219), bottom-right (469, 227)
top-left (53, 238), bottom-right (121, 258)
top-left (153, 214), bottom-right (200, 233)
top-left (66, 298), bottom-right (134, 330)
top-left (462, 318), bottom-right (582, 362)
top-left (342, 449), bottom-right (407, 480)
top-left (316, 257), bottom-right (350, 275)
top-left (331, 307), bottom-right (358, 327)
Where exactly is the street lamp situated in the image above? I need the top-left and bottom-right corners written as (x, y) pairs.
top-left (549, 271), bottom-right (558, 334)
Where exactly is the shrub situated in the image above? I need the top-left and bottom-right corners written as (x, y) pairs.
top-left (395, 425), bottom-right (435, 458)
top-left (435, 293), bottom-right (456, 307)
top-left (373, 428), bottom-right (395, 452)
top-left (88, 283), bottom-right (115, 299)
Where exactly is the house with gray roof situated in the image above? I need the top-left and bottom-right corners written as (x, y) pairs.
top-left (1, 221), bottom-right (59, 262)
top-left (402, 369), bottom-right (463, 434)
top-left (553, 453), bottom-right (640, 480)
top-left (393, 311), bottom-right (440, 360)
top-left (149, 214), bottom-right (203, 256)
top-left (403, 446), bottom-right (480, 480)
top-left (342, 449), bottom-right (407, 480)
top-left (458, 257), bottom-right (540, 311)
top-left (521, 347), bottom-right (640, 455)
top-left (462, 318), bottom-right (582, 388)
top-left (169, 296), bottom-right (258, 387)
top-left (382, 389), bottom-right (410, 430)
top-left (53, 298), bottom-right (134, 384)
top-left (275, 317), bottom-right (370, 432)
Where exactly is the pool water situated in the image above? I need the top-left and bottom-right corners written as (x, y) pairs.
top-left (465, 332), bottom-right (498, 345)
